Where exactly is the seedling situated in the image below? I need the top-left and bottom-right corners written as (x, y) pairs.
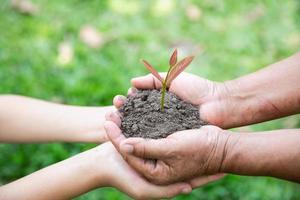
top-left (141, 49), bottom-right (194, 111)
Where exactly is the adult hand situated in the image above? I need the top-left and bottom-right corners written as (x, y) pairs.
top-left (104, 120), bottom-right (227, 185)
top-left (122, 52), bottom-right (300, 128)
top-left (92, 142), bottom-right (192, 199)
top-left (114, 72), bottom-right (233, 128)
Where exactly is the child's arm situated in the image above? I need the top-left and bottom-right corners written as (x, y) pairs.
top-left (0, 143), bottom-right (189, 200)
top-left (0, 95), bottom-right (112, 143)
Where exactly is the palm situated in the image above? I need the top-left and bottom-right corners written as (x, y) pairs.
top-left (129, 72), bottom-right (224, 126)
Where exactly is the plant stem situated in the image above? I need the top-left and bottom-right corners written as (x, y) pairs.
top-left (160, 65), bottom-right (173, 112)
top-left (161, 81), bottom-right (166, 111)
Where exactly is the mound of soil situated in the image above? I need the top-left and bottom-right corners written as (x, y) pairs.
top-left (119, 89), bottom-right (207, 139)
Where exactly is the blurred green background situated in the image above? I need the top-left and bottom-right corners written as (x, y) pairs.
top-left (0, 0), bottom-right (300, 199)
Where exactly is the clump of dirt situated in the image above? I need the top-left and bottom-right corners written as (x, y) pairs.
top-left (119, 89), bottom-right (207, 139)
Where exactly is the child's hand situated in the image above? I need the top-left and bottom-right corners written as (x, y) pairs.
top-left (0, 95), bottom-right (114, 143)
top-left (0, 141), bottom-right (190, 200)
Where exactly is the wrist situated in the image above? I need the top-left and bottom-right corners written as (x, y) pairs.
top-left (213, 129), bottom-right (236, 174)
top-left (219, 131), bottom-right (241, 174)
top-left (200, 126), bottom-right (234, 174)
top-left (201, 79), bottom-right (261, 129)
top-left (71, 145), bottom-right (108, 189)
top-left (200, 81), bottom-right (241, 128)
top-left (87, 143), bottom-right (116, 187)
top-left (61, 106), bottom-right (114, 143)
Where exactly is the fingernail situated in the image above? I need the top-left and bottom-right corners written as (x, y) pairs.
top-left (122, 144), bottom-right (134, 154)
top-left (181, 187), bottom-right (191, 194)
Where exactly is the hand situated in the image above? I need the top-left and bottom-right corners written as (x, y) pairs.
top-left (0, 141), bottom-right (192, 200)
top-left (92, 142), bottom-right (192, 199)
top-left (104, 120), bottom-right (227, 185)
top-left (114, 72), bottom-right (233, 128)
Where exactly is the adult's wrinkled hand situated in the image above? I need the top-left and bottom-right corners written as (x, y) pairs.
top-left (113, 72), bottom-right (235, 129)
top-left (104, 119), bottom-right (227, 185)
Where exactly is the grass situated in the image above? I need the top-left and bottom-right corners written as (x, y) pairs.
top-left (0, 0), bottom-right (300, 199)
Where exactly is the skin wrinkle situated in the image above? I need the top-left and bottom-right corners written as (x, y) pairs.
top-left (217, 133), bottom-right (230, 173)
top-left (208, 81), bottom-right (218, 102)
top-left (202, 130), bottom-right (219, 174)
top-left (219, 132), bottom-right (239, 173)
top-left (201, 82), bottom-right (231, 128)
top-left (255, 94), bottom-right (282, 122)
top-left (144, 159), bottom-right (157, 180)
top-left (160, 161), bottom-right (171, 184)
top-left (223, 133), bottom-right (241, 173)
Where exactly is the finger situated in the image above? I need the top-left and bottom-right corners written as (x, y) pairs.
top-left (104, 121), bottom-right (156, 178)
top-left (122, 153), bottom-right (154, 176)
top-left (189, 173), bottom-right (226, 188)
top-left (120, 137), bottom-right (170, 159)
top-left (122, 153), bottom-right (166, 184)
top-left (104, 121), bottom-right (126, 152)
top-left (113, 95), bottom-right (126, 109)
top-left (135, 180), bottom-right (192, 199)
top-left (126, 155), bottom-right (173, 185)
top-left (131, 74), bottom-right (165, 90)
top-left (127, 87), bottom-right (138, 96)
top-left (105, 111), bottom-right (121, 127)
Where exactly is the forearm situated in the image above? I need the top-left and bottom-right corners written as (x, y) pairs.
top-left (215, 52), bottom-right (300, 128)
top-left (222, 129), bottom-right (300, 182)
top-left (0, 146), bottom-right (104, 200)
top-left (0, 95), bottom-right (113, 143)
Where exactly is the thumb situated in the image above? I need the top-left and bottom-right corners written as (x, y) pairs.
top-left (120, 137), bottom-right (170, 159)
top-left (131, 73), bottom-right (166, 90)
top-left (104, 121), bottom-right (126, 152)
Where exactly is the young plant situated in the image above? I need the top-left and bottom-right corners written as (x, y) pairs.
top-left (141, 49), bottom-right (194, 111)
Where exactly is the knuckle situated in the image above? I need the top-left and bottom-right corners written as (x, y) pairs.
top-left (136, 142), bottom-right (147, 157)
top-left (148, 166), bottom-right (171, 185)
top-left (147, 169), bottom-right (165, 184)
top-left (148, 167), bottom-right (159, 177)
top-left (163, 147), bottom-right (178, 158)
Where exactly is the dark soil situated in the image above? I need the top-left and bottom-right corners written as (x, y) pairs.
top-left (119, 89), bottom-right (207, 139)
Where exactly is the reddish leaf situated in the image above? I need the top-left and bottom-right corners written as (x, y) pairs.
top-left (141, 59), bottom-right (163, 83)
top-left (169, 49), bottom-right (178, 67)
top-left (166, 56), bottom-right (194, 86)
